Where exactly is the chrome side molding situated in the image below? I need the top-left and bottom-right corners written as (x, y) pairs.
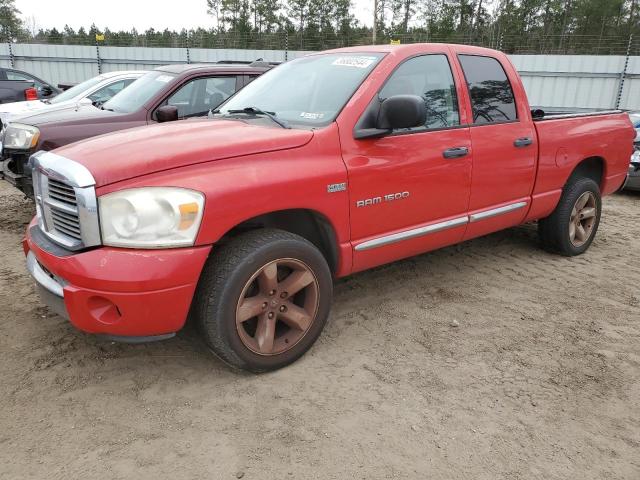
top-left (469, 201), bottom-right (527, 222)
top-left (354, 201), bottom-right (528, 251)
top-left (355, 216), bottom-right (469, 251)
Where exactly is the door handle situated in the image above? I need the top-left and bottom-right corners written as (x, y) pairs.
top-left (514, 137), bottom-right (533, 147)
top-left (442, 147), bottom-right (469, 159)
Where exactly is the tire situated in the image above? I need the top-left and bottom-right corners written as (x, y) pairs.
top-left (538, 177), bottom-right (602, 256)
top-left (192, 228), bottom-right (333, 372)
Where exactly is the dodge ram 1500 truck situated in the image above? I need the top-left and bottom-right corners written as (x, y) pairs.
top-left (23, 44), bottom-right (633, 372)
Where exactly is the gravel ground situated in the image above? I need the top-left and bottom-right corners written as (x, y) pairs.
top-left (0, 180), bottom-right (638, 480)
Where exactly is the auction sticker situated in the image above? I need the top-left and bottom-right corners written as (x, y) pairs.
top-left (300, 112), bottom-right (325, 120)
top-left (332, 56), bottom-right (377, 69)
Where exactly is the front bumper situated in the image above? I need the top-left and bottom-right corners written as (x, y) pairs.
top-left (24, 221), bottom-right (212, 338)
top-left (625, 162), bottom-right (640, 191)
top-left (1, 148), bottom-right (36, 197)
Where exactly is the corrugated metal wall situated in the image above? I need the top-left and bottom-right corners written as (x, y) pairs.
top-left (2, 43), bottom-right (639, 111)
top-left (509, 54), bottom-right (640, 110)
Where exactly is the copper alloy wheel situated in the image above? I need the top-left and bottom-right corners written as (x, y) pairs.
top-left (235, 258), bottom-right (320, 356)
top-left (569, 191), bottom-right (597, 247)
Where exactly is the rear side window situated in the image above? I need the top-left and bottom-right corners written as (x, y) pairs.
top-left (379, 54), bottom-right (460, 131)
top-left (458, 55), bottom-right (517, 124)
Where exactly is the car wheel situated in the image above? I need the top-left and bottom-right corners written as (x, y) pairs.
top-left (192, 228), bottom-right (333, 372)
top-left (538, 177), bottom-right (602, 256)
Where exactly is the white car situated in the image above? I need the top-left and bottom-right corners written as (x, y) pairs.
top-left (0, 70), bottom-right (146, 129)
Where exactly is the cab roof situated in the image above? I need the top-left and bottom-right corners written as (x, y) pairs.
top-left (322, 43), bottom-right (503, 57)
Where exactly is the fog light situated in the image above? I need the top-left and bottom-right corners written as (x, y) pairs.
top-left (87, 296), bottom-right (122, 325)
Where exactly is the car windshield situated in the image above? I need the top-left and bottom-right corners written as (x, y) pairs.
top-left (48, 76), bottom-right (104, 104)
top-left (218, 53), bottom-right (384, 128)
top-left (103, 71), bottom-right (176, 114)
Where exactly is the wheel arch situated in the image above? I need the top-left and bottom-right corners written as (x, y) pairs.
top-left (215, 208), bottom-right (340, 274)
top-left (566, 156), bottom-right (605, 189)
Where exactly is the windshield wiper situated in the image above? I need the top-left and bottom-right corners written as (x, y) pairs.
top-left (225, 107), bottom-right (290, 129)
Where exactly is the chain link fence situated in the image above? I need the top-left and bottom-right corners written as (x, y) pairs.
top-left (7, 31), bottom-right (640, 56)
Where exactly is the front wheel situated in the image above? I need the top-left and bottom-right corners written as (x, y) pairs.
top-left (192, 229), bottom-right (333, 372)
top-left (538, 177), bottom-right (602, 256)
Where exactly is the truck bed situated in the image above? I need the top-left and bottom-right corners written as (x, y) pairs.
top-left (0, 80), bottom-right (36, 104)
top-left (530, 109), bottom-right (632, 219)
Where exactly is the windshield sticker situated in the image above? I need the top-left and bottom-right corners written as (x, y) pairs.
top-left (156, 75), bottom-right (173, 83)
top-left (300, 112), bottom-right (325, 120)
top-left (332, 56), bottom-right (377, 69)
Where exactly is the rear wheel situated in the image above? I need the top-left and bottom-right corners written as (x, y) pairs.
top-left (538, 177), bottom-right (601, 256)
top-left (192, 229), bottom-right (332, 372)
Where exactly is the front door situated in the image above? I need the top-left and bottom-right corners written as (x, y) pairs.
top-left (339, 54), bottom-right (473, 272)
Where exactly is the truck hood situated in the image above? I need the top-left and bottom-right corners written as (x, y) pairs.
top-left (54, 119), bottom-right (314, 187)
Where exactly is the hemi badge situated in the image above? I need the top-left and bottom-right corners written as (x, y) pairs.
top-left (327, 182), bottom-right (347, 193)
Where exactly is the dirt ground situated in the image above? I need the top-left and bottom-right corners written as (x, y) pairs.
top-left (0, 180), bottom-right (638, 480)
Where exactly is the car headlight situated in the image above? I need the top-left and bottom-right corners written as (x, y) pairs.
top-left (3, 123), bottom-right (40, 149)
top-left (99, 187), bottom-right (205, 248)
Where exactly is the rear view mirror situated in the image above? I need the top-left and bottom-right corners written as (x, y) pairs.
top-left (354, 94), bottom-right (426, 139)
top-left (377, 95), bottom-right (426, 130)
top-left (156, 105), bottom-right (179, 123)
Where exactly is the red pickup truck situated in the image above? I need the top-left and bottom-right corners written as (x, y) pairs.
top-left (24, 44), bottom-right (633, 372)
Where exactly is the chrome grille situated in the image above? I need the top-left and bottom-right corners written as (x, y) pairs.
top-left (48, 179), bottom-right (77, 205)
top-left (31, 151), bottom-right (101, 251)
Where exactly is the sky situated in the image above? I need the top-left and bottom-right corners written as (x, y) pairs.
top-left (16, 0), bottom-right (375, 32)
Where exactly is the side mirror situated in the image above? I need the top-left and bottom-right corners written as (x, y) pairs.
top-left (78, 97), bottom-right (93, 106)
top-left (377, 95), bottom-right (426, 130)
top-left (354, 94), bottom-right (426, 139)
top-left (156, 105), bottom-right (179, 123)
top-left (41, 85), bottom-right (54, 96)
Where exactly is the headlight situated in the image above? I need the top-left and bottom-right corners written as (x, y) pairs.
top-left (3, 123), bottom-right (40, 149)
top-left (99, 187), bottom-right (205, 248)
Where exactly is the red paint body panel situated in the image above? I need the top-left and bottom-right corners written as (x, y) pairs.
top-left (25, 43), bottom-right (635, 338)
top-left (56, 119), bottom-right (314, 187)
top-left (24, 219), bottom-right (211, 335)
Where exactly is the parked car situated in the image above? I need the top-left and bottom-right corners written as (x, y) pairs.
top-left (624, 112), bottom-right (640, 191)
top-left (1, 62), bottom-right (270, 197)
top-left (0, 71), bottom-right (146, 130)
top-left (24, 44), bottom-right (633, 372)
top-left (0, 67), bottom-right (59, 104)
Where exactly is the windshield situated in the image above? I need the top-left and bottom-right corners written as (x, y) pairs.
top-left (104, 71), bottom-right (176, 113)
top-left (48, 76), bottom-right (104, 104)
top-left (219, 53), bottom-right (384, 127)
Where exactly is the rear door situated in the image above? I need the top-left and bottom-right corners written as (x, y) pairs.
top-left (455, 53), bottom-right (537, 240)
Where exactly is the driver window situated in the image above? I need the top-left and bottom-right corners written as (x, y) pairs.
top-left (379, 55), bottom-right (460, 131)
top-left (165, 76), bottom-right (236, 119)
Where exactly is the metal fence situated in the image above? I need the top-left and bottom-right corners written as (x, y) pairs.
top-left (12, 32), bottom-right (640, 56)
top-left (1, 40), bottom-right (640, 111)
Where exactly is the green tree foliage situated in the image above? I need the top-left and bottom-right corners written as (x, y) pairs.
top-left (9, 0), bottom-right (640, 53)
top-left (0, 0), bottom-right (23, 40)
